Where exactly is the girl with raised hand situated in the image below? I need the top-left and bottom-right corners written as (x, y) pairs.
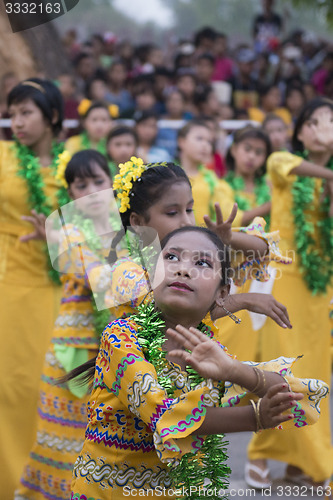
top-left (65, 100), bottom-right (117, 156)
top-left (15, 150), bottom-right (117, 500)
top-left (246, 98), bottom-right (333, 490)
top-left (0, 78), bottom-right (70, 499)
top-left (68, 225), bottom-right (327, 499)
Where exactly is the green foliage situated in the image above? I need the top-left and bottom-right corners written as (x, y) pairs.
top-left (289, 0), bottom-right (333, 25)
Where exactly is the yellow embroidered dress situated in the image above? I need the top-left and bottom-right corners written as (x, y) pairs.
top-left (70, 316), bottom-right (328, 500)
top-left (0, 141), bottom-right (63, 500)
top-left (248, 151), bottom-right (333, 482)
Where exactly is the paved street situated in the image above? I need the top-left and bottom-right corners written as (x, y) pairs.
top-left (225, 376), bottom-right (333, 499)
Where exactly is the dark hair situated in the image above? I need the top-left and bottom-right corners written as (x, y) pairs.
top-left (81, 100), bottom-right (112, 119)
top-left (106, 126), bottom-right (138, 147)
top-left (193, 85), bottom-right (214, 108)
top-left (134, 109), bottom-right (158, 124)
top-left (7, 78), bottom-right (64, 136)
top-left (161, 226), bottom-right (231, 287)
top-left (65, 149), bottom-right (111, 186)
top-left (292, 97), bottom-right (333, 151)
top-left (61, 224), bottom-right (230, 387)
top-left (194, 27), bottom-right (216, 47)
top-left (108, 162), bottom-right (191, 262)
top-left (196, 53), bottom-right (215, 65)
top-left (262, 113), bottom-right (286, 129)
top-left (178, 118), bottom-right (211, 141)
top-left (226, 126), bottom-right (271, 176)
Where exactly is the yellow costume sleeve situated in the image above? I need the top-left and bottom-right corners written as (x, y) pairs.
top-left (230, 217), bottom-right (292, 286)
top-left (98, 319), bottom-right (222, 464)
top-left (267, 152), bottom-right (303, 188)
top-left (220, 356), bottom-right (329, 430)
top-left (64, 135), bottom-right (82, 155)
top-left (215, 179), bottom-right (244, 227)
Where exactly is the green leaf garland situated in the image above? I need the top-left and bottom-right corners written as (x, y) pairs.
top-left (80, 131), bottom-right (107, 156)
top-left (225, 172), bottom-right (271, 229)
top-left (292, 152), bottom-right (333, 294)
top-left (132, 301), bottom-right (230, 499)
top-left (14, 140), bottom-right (70, 284)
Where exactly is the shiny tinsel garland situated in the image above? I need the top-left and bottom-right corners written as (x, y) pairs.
top-left (293, 152), bottom-right (333, 294)
top-left (14, 140), bottom-right (70, 284)
top-left (225, 172), bottom-right (271, 229)
top-left (132, 301), bottom-right (230, 499)
top-left (80, 131), bottom-right (107, 156)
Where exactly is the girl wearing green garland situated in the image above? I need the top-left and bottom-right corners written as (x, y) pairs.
top-left (246, 98), bottom-right (333, 490)
top-left (0, 78), bottom-right (70, 500)
top-left (15, 150), bottom-right (118, 500)
top-left (68, 225), bottom-right (328, 499)
top-left (215, 127), bottom-right (273, 363)
top-left (65, 99), bottom-right (117, 157)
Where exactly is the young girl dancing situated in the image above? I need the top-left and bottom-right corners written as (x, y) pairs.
top-left (69, 225), bottom-right (328, 499)
top-left (15, 150), bottom-right (117, 500)
top-left (65, 100), bottom-right (116, 156)
top-left (246, 98), bottom-right (333, 490)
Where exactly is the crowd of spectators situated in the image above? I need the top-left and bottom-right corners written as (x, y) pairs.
top-left (1, 0), bottom-right (333, 175)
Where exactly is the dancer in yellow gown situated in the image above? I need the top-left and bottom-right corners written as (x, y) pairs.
top-left (246, 98), bottom-right (333, 489)
top-left (0, 78), bottom-right (68, 500)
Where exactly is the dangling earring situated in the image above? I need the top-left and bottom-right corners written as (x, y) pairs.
top-left (221, 304), bottom-right (241, 324)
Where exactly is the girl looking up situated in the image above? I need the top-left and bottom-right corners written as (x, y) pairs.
top-left (69, 226), bottom-right (327, 499)
top-left (65, 100), bottom-right (117, 156)
top-left (15, 150), bottom-right (117, 500)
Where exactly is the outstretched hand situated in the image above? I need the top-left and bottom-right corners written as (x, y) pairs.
top-left (20, 210), bottom-right (47, 242)
top-left (204, 203), bottom-right (238, 246)
top-left (246, 293), bottom-right (292, 329)
top-left (259, 383), bottom-right (304, 429)
top-left (167, 324), bottom-right (234, 381)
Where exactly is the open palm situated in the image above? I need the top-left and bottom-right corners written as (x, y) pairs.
top-left (167, 325), bottom-right (234, 381)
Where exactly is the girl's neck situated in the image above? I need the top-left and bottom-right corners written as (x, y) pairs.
top-left (307, 151), bottom-right (331, 167)
top-left (180, 155), bottom-right (200, 177)
top-left (235, 169), bottom-right (255, 190)
top-left (30, 133), bottom-right (54, 166)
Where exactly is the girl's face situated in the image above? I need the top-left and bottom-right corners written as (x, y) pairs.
top-left (231, 137), bottom-right (267, 177)
top-left (286, 89), bottom-right (305, 114)
top-left (178, 125), bottom-right (213, 165)
top-left (130, 181), bottom-right (195, 242)
top-left (107, 134), bottom-right (137, 164)
top-left (68, 163), bottom-right (113, 218)
top-left (166, 92), bottom-right (184, 118)
top-left (154, 231), bottom-right (227, 323)
top-left (297, 105), bottom-right (333, 153)
top-left (9, 98), bottom-right (52, 147)
top-left (135, 118), bottom-right (158, 145)
top-left (89, 80), bottom-right (107, 101)
top-left (262, 87), bottom-right (281, 111)
top-left (177, 76), bottom-right (196, 99)
top-left (264, 119), bottom-right (288, 152)
top-left (84, 108), bottom-right (112, 142)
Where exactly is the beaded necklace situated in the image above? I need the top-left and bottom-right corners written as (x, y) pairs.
top-left (292, 151), bottom-right (333, 294)
top-left (14, 140), bottom-right (70, 284)
top-left (131, 301), bottom-right (230, 499)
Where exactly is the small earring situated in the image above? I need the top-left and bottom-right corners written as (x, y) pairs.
top-left (221, 304), bottom-right (241, 324)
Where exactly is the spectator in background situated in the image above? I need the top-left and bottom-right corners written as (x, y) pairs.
top-left (285, 84), bottom-right (306, 122)
top-left (57, 74), bottom-right (80, 138)
top-left (106, 126), bottom-right (138, 178)
top-left (195, 53), bottom-right (216, 86)
top-left (117, 40), bottom-right (134, 73)
top-left (228, 48), bottom-right (259, 111)
top-left (0, 72), bottom-right (19, 139)
top-left (153, 67), bottom-right (174, 115)
top-left (211, 32), bottom-right (234, 82)
top-left (194, 85), bottom-right (221, 119)
top-left (176, 70), bottom-right (198, 116)
top-left (248, 84), bottom-right (292, 125)
top-left (202, 116), bottom-right (227, 178)
top-left (253, 0), bottom-right (283, 53)
top-left (106, 60), bottom-right (134, 114)
top-left (262, 113), bottom-right (290, 151)
top-left (311, 52), bottom-right (333, 95)
top-left (135, 110), bottom-right (172, 163)
top-left (74, 52), bottom-right (98, 96)
top-left (193, 26), bottom-right (216, 55)
top-left (86, 76), bottom-right (109, 102)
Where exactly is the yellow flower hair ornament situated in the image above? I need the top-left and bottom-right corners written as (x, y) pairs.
top-left (77, 98), bottom-right (92, 117)
top-left (113, 156), bottom-right (146, 213)
top-left (109, 104), bottom-right (119, 118)
top-left (55, 150), bottom-right (72, 188)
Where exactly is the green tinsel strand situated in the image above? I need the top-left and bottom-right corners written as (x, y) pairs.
top-left (225, 172), bottom-right (271, 230)
top-left (131, 301), bottom-right (231, 498)
top-left (80, 131), bottom-right (107, 156)
top-left (14, 140), bottom-right (70, 285)
top-left (292, 152), bottom-right (333, 294)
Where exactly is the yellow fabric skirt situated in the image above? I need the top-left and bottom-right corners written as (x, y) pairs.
top-left (0, 282), bottom-right (60, 500)
top-left (247, 268), bottom-right (333, 482)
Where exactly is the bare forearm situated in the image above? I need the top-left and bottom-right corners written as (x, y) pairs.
top-left (195, 405), bottom-right (256, 434)
top-left (292, 160), bottom-right (333, 180)
top-left (230, 360), bottom-right (284, 397)
top-left (230, 232), bottom-right (268, 258)
top-left (241, 203), bottom-right (271, 226)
